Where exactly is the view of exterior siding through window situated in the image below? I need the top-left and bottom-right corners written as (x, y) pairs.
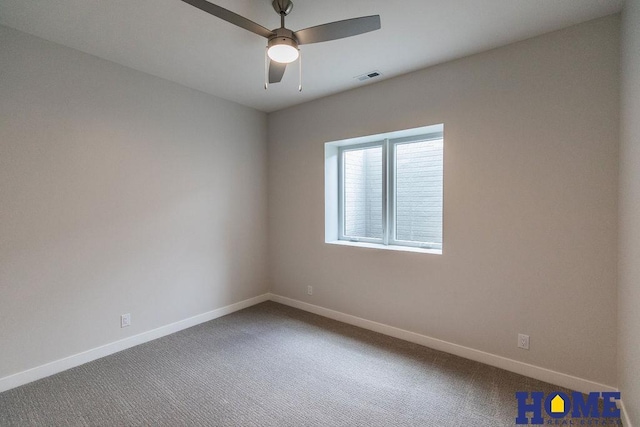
top-left (343, 146), bottom-right (383, 239)
top-left (395, 139), bottom-right (443, 245)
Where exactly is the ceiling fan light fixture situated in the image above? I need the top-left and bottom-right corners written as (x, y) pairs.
top-left (267, 37), bottom-right (299, 64)
top-left (180, 0), bottom-right (381, 86)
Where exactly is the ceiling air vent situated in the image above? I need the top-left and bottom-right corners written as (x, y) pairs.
top-left (355, 70), bottom-right (382, 82)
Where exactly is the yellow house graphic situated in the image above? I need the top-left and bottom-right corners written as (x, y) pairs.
top-left (550, 395), bottom-right (565, 413)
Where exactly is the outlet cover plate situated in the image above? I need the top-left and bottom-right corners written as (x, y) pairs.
top-left (518, 334), bottom-right (530, 350)
top-left (121, 313), bottom-right (131, 328)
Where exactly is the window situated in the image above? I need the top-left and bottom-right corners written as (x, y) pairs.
top-left (325, 124), bottom-right (443, 253)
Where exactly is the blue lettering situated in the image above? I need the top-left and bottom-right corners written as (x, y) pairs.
top-left (572, 392), bottom-right (600, 418)
top-left (601, 392), bottom-right (621, 418)
top-left (516, 391), bottom-right (545, 424)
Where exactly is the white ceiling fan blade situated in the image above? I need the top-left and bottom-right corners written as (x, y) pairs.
top-left (181, 0), bottom-right (274, 39)
top-left (294, 15), bottom-right (381, 45)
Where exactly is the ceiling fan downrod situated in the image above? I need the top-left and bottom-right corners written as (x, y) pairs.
top-left (273, 0), bottom-right (293, 29)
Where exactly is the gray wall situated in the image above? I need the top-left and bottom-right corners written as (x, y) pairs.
top-left (619, 0), bottom-right (640, 422)
top-left (268, 16), bottom-right (620, 387)
top-left (0, 25), bottom-right (269, 379)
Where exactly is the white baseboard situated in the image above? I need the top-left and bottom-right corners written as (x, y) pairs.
top-left (0, 293), bottom-right (270, 393)
top-left (269, 294), bottom-right (617, 396)
top-left (620, 399), bottom-right (633, 427)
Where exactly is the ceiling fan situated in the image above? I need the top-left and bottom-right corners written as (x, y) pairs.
top-left (180, 0), bottom-right (381, 87)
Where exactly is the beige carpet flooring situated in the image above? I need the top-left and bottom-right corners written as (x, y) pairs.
top-left (0, 301), bottom-right (621, 426)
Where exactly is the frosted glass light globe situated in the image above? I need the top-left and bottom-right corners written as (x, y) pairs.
top-left (268, 44), bottom-right (299, 64)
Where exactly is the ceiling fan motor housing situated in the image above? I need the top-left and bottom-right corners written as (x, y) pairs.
top-left (268, 28), bottom-right (299, 51)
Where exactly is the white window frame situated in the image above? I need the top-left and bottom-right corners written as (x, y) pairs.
top-left (387, 133), bottom-right (443, 250)
top-left (330, 124), bottom-right (444, 254)
top-left (338, 140), bottom-right (385, 244)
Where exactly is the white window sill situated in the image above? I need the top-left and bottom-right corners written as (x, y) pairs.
top-left (326, 240), bottom-right (442, 255)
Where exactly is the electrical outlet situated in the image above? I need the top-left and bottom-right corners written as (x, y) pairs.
top-left (518, 334), bottom-right (530, 350)
top-left (121, 313), bottom-right (131, 328)
top-left (307, 285), bottom-right (313, 296)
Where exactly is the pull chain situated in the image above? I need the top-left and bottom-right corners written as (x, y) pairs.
top-left (264, 47), bottom-right (269, 90)
top-left (298, 49), bottom-right (302, 92)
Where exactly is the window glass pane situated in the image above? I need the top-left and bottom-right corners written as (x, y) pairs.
top-left (395, 139), bottom-right (443, 245)
top-left (343, 146), bottom-right (383, 239)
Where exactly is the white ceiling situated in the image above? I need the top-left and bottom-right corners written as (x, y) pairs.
top-left (0, 0), bottom-right (623, 112)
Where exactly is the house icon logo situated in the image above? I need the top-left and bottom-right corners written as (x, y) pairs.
top-left (515, 391), bottom-right (621, 424)
top-left (550, 394), bottom-right (565, 414)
